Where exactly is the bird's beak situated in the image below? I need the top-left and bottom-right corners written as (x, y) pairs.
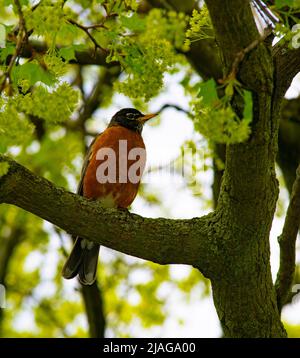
top-left (138, 113), bottom-right (158, 123)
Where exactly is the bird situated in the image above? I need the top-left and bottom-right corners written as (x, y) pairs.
top-left (62, 108), bottom-right (157, 285)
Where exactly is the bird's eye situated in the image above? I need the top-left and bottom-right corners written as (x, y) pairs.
top-left (126, 113), bottom-right (135, 119)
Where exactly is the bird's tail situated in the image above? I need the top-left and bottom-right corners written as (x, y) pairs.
top-left (62, 237), bottom-right (100, 286)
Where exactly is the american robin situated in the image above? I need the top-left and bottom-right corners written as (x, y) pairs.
top-left (62, 108), bottom-right (157, 285)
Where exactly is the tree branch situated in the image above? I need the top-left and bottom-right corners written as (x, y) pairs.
top-left (81, 282), bottom-right (106, 338)
top-left (0, 0), bottom-right (28, 94)
top-left (220, 27), bottom-right (273, 84)
top-left (157, 103), bottom-right (191, 116)
top-left (275, 163), bottom-right (300, 312)
top-left (19, 40), bottom-right (115, 67)
top-left (0, 155), bottom-right (215, 274)
top-left (67, 19), bottom-right (108, 54)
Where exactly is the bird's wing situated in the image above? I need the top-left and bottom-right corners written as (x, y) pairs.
top-left (77, 134), bottom-right (101, 195)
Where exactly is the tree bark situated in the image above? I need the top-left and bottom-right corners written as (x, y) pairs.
top-left (0, 155), bottom-right (215, 273)
top-left (81, 282), bottom-right (106, 338)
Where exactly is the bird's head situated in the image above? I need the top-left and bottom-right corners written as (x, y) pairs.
top-left (108, 108), bottom-right (157, 134)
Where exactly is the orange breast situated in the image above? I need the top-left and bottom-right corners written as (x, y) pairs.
top-left (83, 126), bottom-right (146, 208)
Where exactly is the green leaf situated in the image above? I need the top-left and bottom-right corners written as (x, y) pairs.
top-left (0, 162), bottom-right (9, 177)
top-left (59, 47), bottom-right (77, 62)
top-left (275, 0), bottom-right (294, 7)
top-left (0, 101), bottom-right (34, 149)
top-left (12, 63), bottom-right (56, 87)
top-left (198, 79), bottom-right (219, 107)
top-left (120, 13), bottom-right (146, 32)
top-left (22, 83), bottom-right (79, 123)
top-left (59, 45), bottom-right (86, 62)
top-left (0, 44), bottom-right (15, 62)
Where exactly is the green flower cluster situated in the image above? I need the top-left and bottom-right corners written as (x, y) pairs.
top-left (0, 98), bottom-right (34, 150)
top-left (113, 36), bottom-right (177, 101)
top-left (19, 83), bottom-right (79, 123)
top-left (25, 0), bottom-right (66, 39)
top-left (0, 83), bottom-right (78, 152)
top-left (184, 7), bottom-right (213, 50)
top-left (193, 102), bottom-right (251, 144)
top-left (106, 9), bottom-right (186, 100)
top-left (191, 80), bottom-right (252, 144)
top-left (145, 9), bottom-right (188, 50)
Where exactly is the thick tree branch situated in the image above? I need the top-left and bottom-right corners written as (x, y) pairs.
top-left (275, 164), bottom-right (300, 312)
top-left (146, 0), bottom-right (196, 13)
top-left (19, 40), bottom-right (115, 67)
top-left (0, 155), bottom-right (215, 274)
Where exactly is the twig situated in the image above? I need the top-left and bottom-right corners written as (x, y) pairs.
top-left (0, 0), bottom-right (28, 93)
top-left (220, 26), bottom-right (273, 84)
top-left (84, 13), bottom-right (118, 30)
top-left (14, 0), bottom-right (28, 41)
top-left (275, 163), bottom-right (300, 312)
top-left (84, 23), bottom-right (108, 30)
top-left (67, 18), bottom-right (108, 55)
top-left (157, 103), bottom-right (192, 116)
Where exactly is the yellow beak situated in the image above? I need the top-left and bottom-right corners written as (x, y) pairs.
top-left (138, 113), bottom-right (158, 123)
